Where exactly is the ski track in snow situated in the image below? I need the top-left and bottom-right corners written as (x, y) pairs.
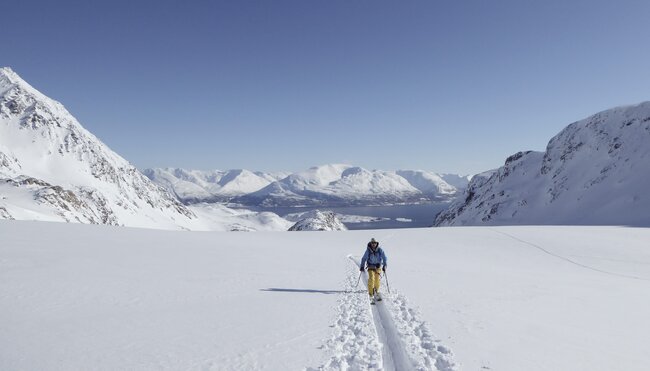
top-left (311, 256), bottom-right (456, 371)
top-left (491, 229), bottom-right (650, 282)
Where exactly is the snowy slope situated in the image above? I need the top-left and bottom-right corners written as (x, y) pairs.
top-left (0, 67), bottom-right (201, 229)
top-left (435, 102), bottom-right (650, 227)
top-left (2, 221), bottom-right (650, 370)
top-left (189, 203), bottom-right (294, 231)
top-left (235, 164), bottom-right (461, 207)
top-left (287, 209), bottom-right (348, 231)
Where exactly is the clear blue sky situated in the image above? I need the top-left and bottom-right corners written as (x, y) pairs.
top-left (4, 0), bottom-right (650, 174)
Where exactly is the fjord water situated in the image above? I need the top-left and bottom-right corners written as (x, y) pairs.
top-left (249, 202), bottom-right (452, 230)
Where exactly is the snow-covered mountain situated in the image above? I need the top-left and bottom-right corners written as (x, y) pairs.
top-left (435, 102), bottom-right (650, 227)
top-left (142, 167), bottom-right (288, 203)
top-left (235, 164), bottom-right (352, 206)
top-left (396, 170), bottom-right (458, 195)
top-left (0, 67), bottom-right (203, 229)
top-left (287, 210), bottom-right (348, 231)
top-left (145, 164), bottom-right (465, 207)
top-left (438, 173), bottom-right (472, 190)
top-left (232, 164), bottom-right (462, 207)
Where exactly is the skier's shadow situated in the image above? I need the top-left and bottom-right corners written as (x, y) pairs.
top-left (260, 288), bottom-right (364, 294)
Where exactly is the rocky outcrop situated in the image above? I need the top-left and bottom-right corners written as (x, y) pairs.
top-left (288, 210), bottom-right (348, 231)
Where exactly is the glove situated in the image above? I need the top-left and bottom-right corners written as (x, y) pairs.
top-left (382, 266), bottom-right (386, 272)
top-left (360, 267), bottom-right (364, 271)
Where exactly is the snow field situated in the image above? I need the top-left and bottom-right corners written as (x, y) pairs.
top-left (2, 221), bottom-right (650, 370)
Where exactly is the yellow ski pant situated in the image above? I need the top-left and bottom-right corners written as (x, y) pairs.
top-left (367, 268), bottom-right (381, 296)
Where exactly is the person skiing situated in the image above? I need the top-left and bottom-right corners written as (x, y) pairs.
top-left (360, 238), bottom-right (387, 304)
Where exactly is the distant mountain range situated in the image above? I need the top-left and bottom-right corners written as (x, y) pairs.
top-left (4, 66), bottom-right (646, 230)
top-left (144, 164), bottom-right (470, 207)
top-left (141, 168), bottom-right (290, 204)
top-left (435, 101), bottom-right (650, 227)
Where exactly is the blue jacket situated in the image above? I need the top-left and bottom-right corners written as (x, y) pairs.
top-left (360, 245), bottom-right (387, 269)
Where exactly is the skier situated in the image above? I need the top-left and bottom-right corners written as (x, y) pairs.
top-left (360, 238), bottom-right (387, 304)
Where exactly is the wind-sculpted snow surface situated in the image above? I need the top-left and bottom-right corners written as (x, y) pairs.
top-left (435, 101), bottom-right (650, 226)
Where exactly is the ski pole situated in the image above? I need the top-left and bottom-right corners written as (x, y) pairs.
top-left (355, 270), bottom-right (362, 288)
top-left (384, 270), bottom-right (391, 294)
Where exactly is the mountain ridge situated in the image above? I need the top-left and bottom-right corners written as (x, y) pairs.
top-left (145, 164), bottom-right (469, 207)
top-left (0, 67), bottom-right (200, 229)
top-left (434, 101), bottom-right (650, 227)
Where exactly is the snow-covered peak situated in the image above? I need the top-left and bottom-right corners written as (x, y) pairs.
top-left (540, 102), bottom-right (650, 179)
top-left (288, 210), bottom-right (348, 231)
top-left (0, 67), bottom-right (23, 88)
top-left (143, 167), bottom-right (283, 203)
top-left (141, 168), bottom-right (216, 202)
top-left (232, 165), bottom-right (462, 207)
top-left (145, 163), bottom-right (466, 208)
top-left (438, 173), bottom-right (472, 190)
top-left (340, 166), bottom-right (366, 177)
top-left (0, 67), bottom-right (121, 187)
top-left (217, 169), bottom-right (275, 195)
top-left (286, 164), bottom-right (353, 187)
top-left (0, 67), bottom-right (37, 95)
top-left (396, 170), bottom-right (457, 195)
top-left (0, 67), bottom-right (70, 127)
top-left (0, 68), bottom-right (197, 229)
top-left (330, 167), bottom-right (419, 195)
top-left (435, 101), bottom-right (650, 227)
